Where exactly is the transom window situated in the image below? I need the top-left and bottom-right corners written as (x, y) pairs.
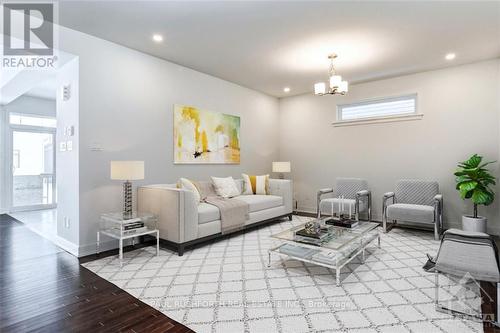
top-left (9, 113), bottom-right (56, 128)
top-left (337, 94), bottom-right (418, 123)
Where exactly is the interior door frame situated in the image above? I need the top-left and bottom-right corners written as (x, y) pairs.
top-left (8, 124), bottom-right (57, 212)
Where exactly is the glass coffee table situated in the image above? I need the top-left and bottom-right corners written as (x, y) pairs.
top-left (268, 218), bottom-right (380, 285)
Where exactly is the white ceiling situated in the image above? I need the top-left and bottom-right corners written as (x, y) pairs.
top-left (59, 1), bottom-right (500, 97)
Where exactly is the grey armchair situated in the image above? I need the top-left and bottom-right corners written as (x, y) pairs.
top-left (432, 229), bottom-right (499, 323)
top-left (317, 178), bottom-right (372, 221)
top-left (383, 179), bottom-right (443, 240)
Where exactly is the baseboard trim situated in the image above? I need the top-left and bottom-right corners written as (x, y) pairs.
top-left (78, 238), bottom-right (135, 258)
top-left (54, 235), bottom-right (80, 256)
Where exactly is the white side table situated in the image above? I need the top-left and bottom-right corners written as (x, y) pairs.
top-left (97, 212), bottom-right (159, 266)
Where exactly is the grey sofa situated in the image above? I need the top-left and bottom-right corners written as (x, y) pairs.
top-left (383, 179), bottom-right (443, 240)
top-left (137, 179), bottom-right (293, 255)
top-left (317, 178), bottom-right (372, 221)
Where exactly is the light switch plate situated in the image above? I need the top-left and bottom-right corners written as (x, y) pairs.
top-left (66, 140), bottom-right (73, 151)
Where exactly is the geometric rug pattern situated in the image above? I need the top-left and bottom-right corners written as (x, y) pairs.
top-left (83, 216), bottom-right (484, 333)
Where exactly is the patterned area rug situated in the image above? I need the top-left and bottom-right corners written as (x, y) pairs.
top-left (83, 216), bottom-right (484, 333)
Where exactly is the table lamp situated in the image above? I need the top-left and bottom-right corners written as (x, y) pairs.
top-left (272, 161), bottom-right (291, 179)
top-left (110, 161), bottom-right (144, 217)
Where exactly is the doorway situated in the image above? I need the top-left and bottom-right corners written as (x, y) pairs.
top-left (9, 114), bottom-right (57, 211)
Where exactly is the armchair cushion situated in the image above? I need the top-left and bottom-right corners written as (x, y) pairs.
top-left (386, 203), bottom-right (435, 223)
top-left (334, 178), bottom-right (368, 199)
top-left (320, 198), bottom-right (367, 215)
top-left (395, 180), bottom-right (439, 206)
top-left (435, 228), bottom-right (500, 282)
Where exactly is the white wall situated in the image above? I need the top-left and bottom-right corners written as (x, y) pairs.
top-left (0, 108), bottom-right (6, 213)
top-left (55, 58), bottom-right (80, 250)
top-left (4, 95), bottom-right (56, 118)
top-left (279, 60), bottom-right (500, 234)
top-left (58, 28), bottom-right (280, 255)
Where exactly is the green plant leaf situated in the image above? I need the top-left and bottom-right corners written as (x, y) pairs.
top-left (459, 181), bottom-right (478, 192)
top-left (466, 154), bottom-right (482, 168)
top-left (472, 189), bottom-right (490, 205)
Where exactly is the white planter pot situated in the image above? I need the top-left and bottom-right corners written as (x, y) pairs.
top-left (462, 215), bottom-right (487, 233)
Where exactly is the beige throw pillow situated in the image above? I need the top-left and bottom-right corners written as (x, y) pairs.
top-left (211, 176), bottom-right (240, 198)
top-left (179, 178), bottom-right (201, 203)
top-left (242, 174), bottom-right (269, 195)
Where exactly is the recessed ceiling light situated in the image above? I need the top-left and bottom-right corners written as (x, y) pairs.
top-left (445, 53), bottom-right (456, 60)
top-left (152, 34), bottom-right (163, 42)
top-left (283, 87), bottom-right (290, 93)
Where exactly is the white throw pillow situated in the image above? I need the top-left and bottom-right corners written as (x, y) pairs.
top-left (179, 178), bottom-right (201, 203)
top-left (211, 176), bottom-right (240, 198)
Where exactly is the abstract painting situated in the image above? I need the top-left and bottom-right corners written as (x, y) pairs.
top-left (173, 104), bottom-right (240, 164)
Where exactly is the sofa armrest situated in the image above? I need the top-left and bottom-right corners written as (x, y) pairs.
top-left (137, 185), bottom-right (198, 243)
top-left (268, 179), bottom-right (293, 214)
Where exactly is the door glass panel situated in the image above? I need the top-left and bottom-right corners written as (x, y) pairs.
top-left (12, 131), bottom-right (55, 207)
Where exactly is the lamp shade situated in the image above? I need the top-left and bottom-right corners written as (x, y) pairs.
top-left (272, 161), bottom-right (291, 173)
top-left (329, 75), bottom-right (342, 88)
top-left (338, 81), bottom-right (348, 93)
top-left (314, 82), bottom-right (326, 95)
top-left (110, 161), bottom-right (144, 180)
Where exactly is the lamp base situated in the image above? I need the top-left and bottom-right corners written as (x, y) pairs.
top-left (123, 181), bottom-right (133, 217)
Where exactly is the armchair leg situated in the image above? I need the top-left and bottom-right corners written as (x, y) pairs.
top-left (368, 194), bottom-right (372, 221)
top-left (434, 221), bottom-right (439, 241)
top-left (383, 211), bottom-right (387, 233)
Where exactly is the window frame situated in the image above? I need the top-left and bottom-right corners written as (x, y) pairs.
top-left (334, 93), bottom-right (422, 127)
top-left (9, 112), bottom-right (57, 128)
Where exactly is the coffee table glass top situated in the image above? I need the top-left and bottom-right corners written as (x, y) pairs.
top-left (271, 218), bottom-right (379, 251)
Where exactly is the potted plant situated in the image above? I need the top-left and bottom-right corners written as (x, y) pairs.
top-left (454, 154), bottom-right (496, 233)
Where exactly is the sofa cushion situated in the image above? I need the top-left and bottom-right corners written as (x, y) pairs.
top-left (386, 203), bottom-right (435, 223)
top-left (198, 195), bottom-right (283, 224)
top-left (236, 195), bottom-right (283, 212)
top-left (198, 203), bottom-right (220, 224)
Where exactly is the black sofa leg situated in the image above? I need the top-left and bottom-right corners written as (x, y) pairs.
top-left (178, 244), bottom-right (185, 256)
top-left (288, 213), bottom-right (293, 221)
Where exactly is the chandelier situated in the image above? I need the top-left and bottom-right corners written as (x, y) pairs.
top-left (314, 53), bottom-right (348, 95)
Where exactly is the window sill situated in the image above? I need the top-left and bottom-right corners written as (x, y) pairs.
top-left (332, 113), bottom-right (423, 127)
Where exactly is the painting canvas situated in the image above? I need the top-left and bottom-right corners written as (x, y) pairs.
top-left (174, 105), bottom-right (240, 164)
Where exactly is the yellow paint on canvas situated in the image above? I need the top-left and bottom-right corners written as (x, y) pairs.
top-left (174, 105), bottom-right (240, 164)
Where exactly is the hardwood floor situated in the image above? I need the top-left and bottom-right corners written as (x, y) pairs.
top-left (0, 214), bottom-right (193, 333)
